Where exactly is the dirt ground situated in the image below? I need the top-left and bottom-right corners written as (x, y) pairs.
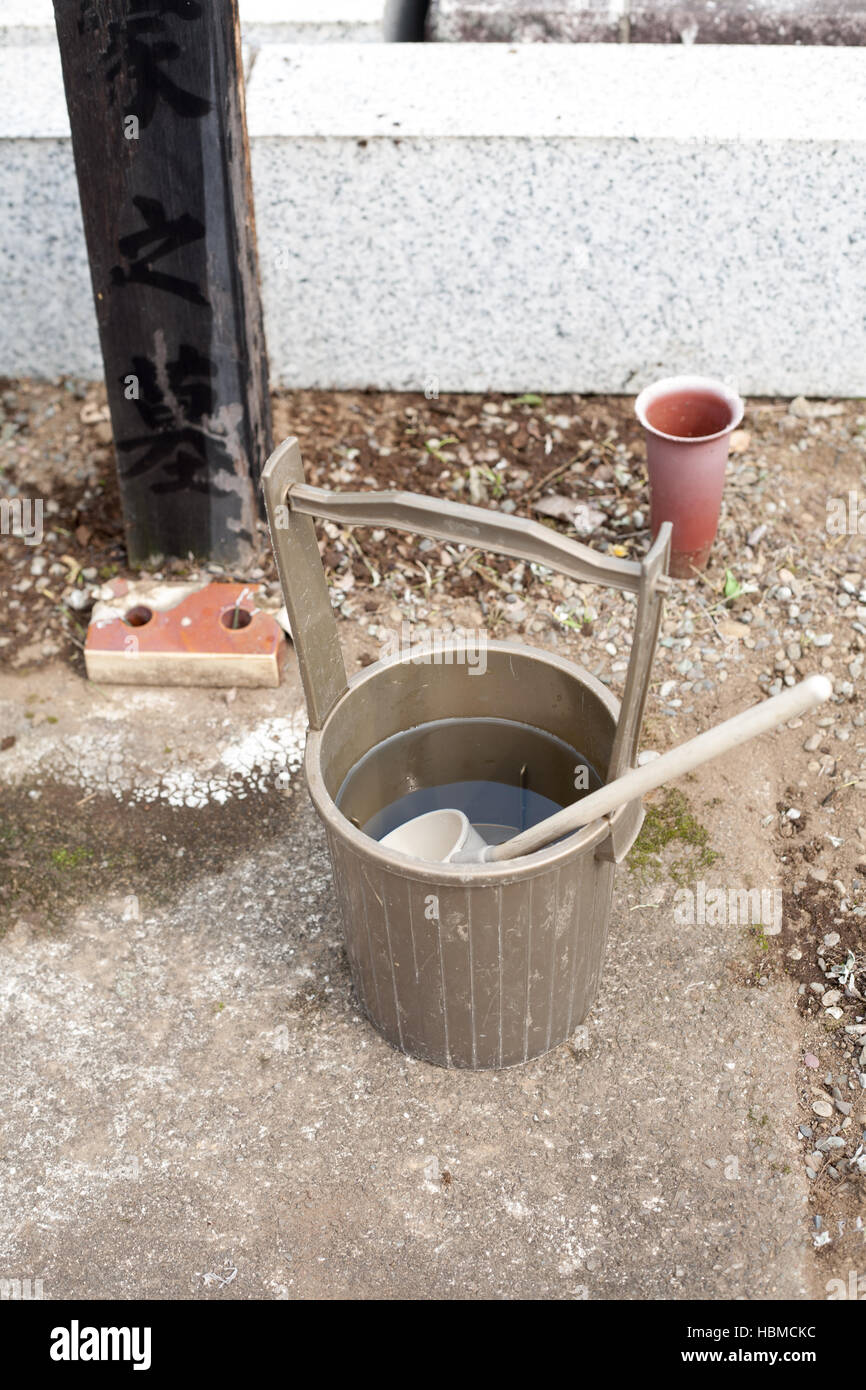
top-left (1, 381), bottom-right (865, 1299)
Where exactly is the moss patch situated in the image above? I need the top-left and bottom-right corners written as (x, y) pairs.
top-left (628, 788), bottom-right (720, 886)
top-left (750, 923), bottom-right (771, 954)
top-left (49, 846), bottom-right (94, 870)
top-left (0, 780), bottom-right (297, 938)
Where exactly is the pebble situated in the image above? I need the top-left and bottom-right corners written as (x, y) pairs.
top-left (812, 1100), bottom-right (834, 1118)
top-left (804, 1053), bottom-right (819, 1069)
top-left (799, 1124), bottom-right (813, 1139)
top-left (803, 734), bottom-right (821, 752)
top-left (821, 989), bottom-right (843, 1007)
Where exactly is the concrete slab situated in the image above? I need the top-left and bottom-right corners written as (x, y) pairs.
top-left (0, 661), bottom-right (812, 1299)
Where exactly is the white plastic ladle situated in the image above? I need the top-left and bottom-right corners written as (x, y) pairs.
top-left (380, 808), bottom-right (488, 863)
top-left (378, 674), bottom-right (833, 866)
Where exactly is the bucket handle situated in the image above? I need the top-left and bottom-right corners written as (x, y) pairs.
top-left (262, 439), bottom-right (672, 813)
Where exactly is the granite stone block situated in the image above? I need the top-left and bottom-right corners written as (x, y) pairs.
top-left (2, 43), bottom-right (865, 394)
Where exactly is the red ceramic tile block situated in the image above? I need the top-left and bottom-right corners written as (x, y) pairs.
top-left (85, 582), bottom-right (288, 688)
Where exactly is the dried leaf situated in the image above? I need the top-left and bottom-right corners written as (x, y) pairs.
top-left (532, 495), bottom-right (605, 538)
top-left (532, 494), bottom-right (576, 521)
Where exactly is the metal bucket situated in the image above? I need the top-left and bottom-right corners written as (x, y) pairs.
top-left (264, 438), bottom-right (672, 1068)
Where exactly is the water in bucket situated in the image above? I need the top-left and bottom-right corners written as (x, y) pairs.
top-left (335, 716), bottom-right (602, 846)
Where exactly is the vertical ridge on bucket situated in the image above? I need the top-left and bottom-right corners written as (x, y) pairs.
top-left (591, 869), bottom-right (617, 1018)
top-left (497, 878), bottom-right (533, 1068)
top-left (523, 878), bottom-right (534, 1065)
top-left (466, 888), bottom-right (477, 1070)
top-left (383, 873), bottom-right (422, 1059)
top-left (468, 882), bottom-right (503, 1070)
top-left (380, 892), bottom-right (405, 1054)
top-left (435, 900), bottom-right (452, 1069)
top-left (565, 857), bottom-right (591, 1037)
top-left (525, 871), bottom-right (559, 1061)
top-left (575, 859), bottom-right (616, 1032)
top-left (354, 856), bottom-right (383, 1023)
top-left (496, 886), bottom-right (504, 1070)
top-left (438, 889), bottom-right (473, 1067)
top-left (548, 868), bottom-right (578, 1050)
top-left (328, 834), bottom-right (374, 1022)
top-left (358, 859), bottom-right (403, 1050)
top-left (544, 869), bottom-right (562, 1055)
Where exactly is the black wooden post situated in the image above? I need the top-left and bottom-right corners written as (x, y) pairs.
top-left (54, 0), bottom-right (272, 567)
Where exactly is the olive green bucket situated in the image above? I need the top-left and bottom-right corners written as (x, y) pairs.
top-left (264, 438), bottom-right (671, 1068)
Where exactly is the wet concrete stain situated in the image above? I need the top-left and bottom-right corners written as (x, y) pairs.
top-left (0, 778), bottom-right (304, 934)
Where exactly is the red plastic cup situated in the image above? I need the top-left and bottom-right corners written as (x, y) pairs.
top-left (635, 375), bottom-right (744, 579)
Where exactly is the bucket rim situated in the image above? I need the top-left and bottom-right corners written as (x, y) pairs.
top-left (304, 638), bottom-right (635, 883)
